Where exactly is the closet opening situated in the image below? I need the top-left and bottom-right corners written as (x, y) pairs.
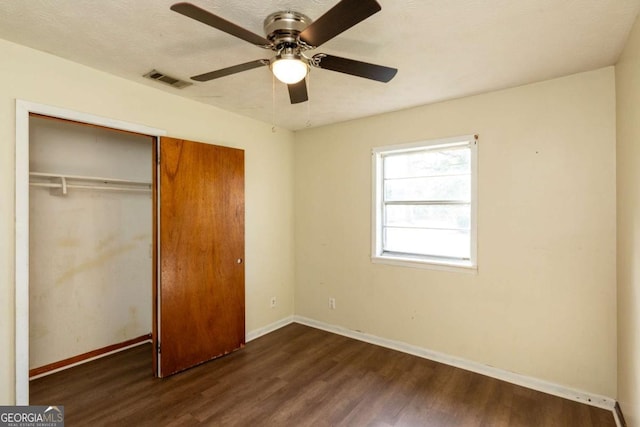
top-left (28, 113), bottom-right (155, 388)
top-left (14, 101), bottom-right (166, 404)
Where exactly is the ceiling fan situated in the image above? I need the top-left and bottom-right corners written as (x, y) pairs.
top-left (170, 0), bottom-right (398, 104)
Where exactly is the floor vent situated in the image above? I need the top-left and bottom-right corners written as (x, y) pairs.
top-left (143, 69), bottom-right (192, 89)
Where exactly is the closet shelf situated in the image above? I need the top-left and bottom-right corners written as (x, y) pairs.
top-left (29, 172), bottom-right (152, 195)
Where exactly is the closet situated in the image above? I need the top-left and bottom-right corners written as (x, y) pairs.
top-left (28, 115), bottom-right (154, 375)
top-left (27, 114), bottom-right (245, 384)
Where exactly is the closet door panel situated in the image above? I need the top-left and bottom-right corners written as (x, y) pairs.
top-left (157, 137), bottom-right (244, 377)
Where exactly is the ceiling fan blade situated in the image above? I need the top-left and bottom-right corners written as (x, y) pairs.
top-left (171, 2), bottom-right (271, 47)
top-left (191, 59), bottom-right (269, 82)
top-left (313, 54), bottom-right (397, 82)
top-left (288, 79), bottom-right (308, 104)
top-left (299, 0), bottom-right (381, 47)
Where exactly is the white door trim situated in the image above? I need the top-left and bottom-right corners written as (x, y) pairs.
top-left (14, 100), bottom-right (166, 404)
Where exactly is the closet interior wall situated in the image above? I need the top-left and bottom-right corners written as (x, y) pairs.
top-left (28, 115), bottom-right (153, 371)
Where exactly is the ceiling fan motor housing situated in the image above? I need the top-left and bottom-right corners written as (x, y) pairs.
top-left (264, 11), bottom-right (312, 48)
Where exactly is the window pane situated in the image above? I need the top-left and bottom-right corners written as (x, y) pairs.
top-left (384, 227), bottom-right (470, 259)
top-left (384, 175), bottom-right (470, 201)
top-left (384, 147), bottom-right (470, 179)
top-left (385, 204), bottom-right (470, 230)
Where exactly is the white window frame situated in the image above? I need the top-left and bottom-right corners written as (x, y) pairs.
top-left (371, 134), bottom-right (478, 272)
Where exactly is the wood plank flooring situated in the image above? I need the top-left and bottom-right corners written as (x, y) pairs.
top-left (30, 323), bottom-right (615, 426)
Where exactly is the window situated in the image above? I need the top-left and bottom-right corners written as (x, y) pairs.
top-left (372, 135), bottom-right (477, 271)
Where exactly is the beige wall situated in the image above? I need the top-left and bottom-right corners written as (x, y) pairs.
top-left (617, 11), bottom-right (640, 426)
top-left (0, 39), bottom-right (296, 403)
top-left (294, 67), bottom-right (617, 397)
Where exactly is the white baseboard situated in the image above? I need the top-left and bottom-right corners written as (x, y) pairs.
top-left (246, 316), bottom-right (295, 342)
top-left (292, 315), bottom-right (617, 412)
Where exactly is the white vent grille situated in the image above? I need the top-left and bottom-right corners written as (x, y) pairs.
top-left (143, 69), bottom-right (192, 89)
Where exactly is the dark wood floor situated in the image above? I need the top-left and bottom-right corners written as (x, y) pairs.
top-left (31, 323), bottom-right (615, 426)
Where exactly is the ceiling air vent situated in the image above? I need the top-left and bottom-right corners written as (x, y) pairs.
top-left (143, 69), bottom-right (192, 89)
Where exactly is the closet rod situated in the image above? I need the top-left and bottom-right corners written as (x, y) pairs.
top-left (29, 172), bottom-right (151, 195)
top-left (29, 182), bottom-right (151, 193)
top-left (29, 171), bottom-right (151, 186)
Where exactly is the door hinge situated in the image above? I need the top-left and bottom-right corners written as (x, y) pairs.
top-left (157, 342), bottom-right (161, 354)
top-left (156, 149), bottom-right (161, 164)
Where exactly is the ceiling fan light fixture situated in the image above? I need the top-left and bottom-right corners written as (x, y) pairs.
top-left (271, 54), bottom-right (308, 84)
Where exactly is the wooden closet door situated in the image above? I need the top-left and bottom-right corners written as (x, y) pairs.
top-left (155, 137), bottom-right (245, 377)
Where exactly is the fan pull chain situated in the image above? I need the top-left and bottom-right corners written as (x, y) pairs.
top-left (305, 73), bottom-right (312, 128)
top-left (271, 72), bottom-right (277, 133)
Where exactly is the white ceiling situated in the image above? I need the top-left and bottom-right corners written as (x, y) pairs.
top-left (0, 0), bottom-right (638, 130)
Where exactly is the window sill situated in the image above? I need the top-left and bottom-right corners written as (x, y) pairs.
top-left (371, 255), bottom-right (478, 274)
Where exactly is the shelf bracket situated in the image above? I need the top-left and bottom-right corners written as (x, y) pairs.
top-left (49, 175), bottom-right (68, 197)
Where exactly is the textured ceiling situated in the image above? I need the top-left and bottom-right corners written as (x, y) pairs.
top-left (0, 0), bottom-right (638, 130)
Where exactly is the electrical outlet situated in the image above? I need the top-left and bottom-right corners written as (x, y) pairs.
top-left (329, 297), bottom-right (336, 310)
top-left (270, 296), bottom-right (277, 308)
